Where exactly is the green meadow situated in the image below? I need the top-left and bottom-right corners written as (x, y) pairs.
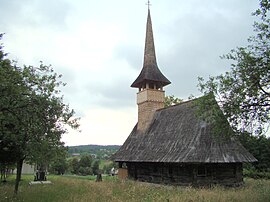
top-left (1, 175), bottom-right (270, 202)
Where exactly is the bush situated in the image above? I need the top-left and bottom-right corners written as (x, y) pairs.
top-left (243, 168), bottom-right (270, 179)
top-left (78, 167), bottom-right (93, 176)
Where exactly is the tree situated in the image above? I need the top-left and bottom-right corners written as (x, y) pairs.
top-left (238, 133), bottom-right (270, 171)
top-left (68, 155), bottom-right (94, 176)
top-left (49, 147), bottom-right (68, 175)
top-left (50, 158), bottom-right (68, 175)
top-left (197, 0), bottom-right (270, 135)
top-left (92, 160), bottom-right (100, 175)
top-left (79, 155), bottom-right (93, 168)
top-left (0, 139), bottom-right (17, 182)
top-left (69, 157), bottom-right (80, 174)
top-left (78, 166), bottom-right (93, 176)
top-left (164, 95), bottom-right (183, 107)
top-left (77, 155), bottom-right (93, 175)
top-left (0, 34), bottom-right (79, 193)
top-left (78, 155), bottom-right (93, 175)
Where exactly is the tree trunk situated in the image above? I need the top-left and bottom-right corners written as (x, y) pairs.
top-left (14, 159), bottom-right (23, 194)
top-left (0, 168), bottom-right (3, 181)
top-left (1, 166), bottom-right (7, 182)
top-left (3, 168), bottom-right (7, 182)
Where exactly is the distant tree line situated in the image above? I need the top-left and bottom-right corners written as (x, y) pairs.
top-left (69, 155), bottom-right (99, 176)
top-left (67, 145), bottom-right (120, 160)
top-left (49, 154), bottom-right (118, 176)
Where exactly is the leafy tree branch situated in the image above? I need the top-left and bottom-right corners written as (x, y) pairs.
top-left (197, 0), bottom-right (270, 136)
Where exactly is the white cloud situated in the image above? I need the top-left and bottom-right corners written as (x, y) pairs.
top-left (62, 106), bottom-right (137, 146)
top-left (0, 0), bottom-right (261, 145)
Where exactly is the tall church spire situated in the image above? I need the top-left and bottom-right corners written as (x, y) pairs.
top-left (143, 8), bottom-right (157, 72)
top-left (132, 5), bottom-right (171, 132)
top-left (131, 6), bottom-right (171, 89)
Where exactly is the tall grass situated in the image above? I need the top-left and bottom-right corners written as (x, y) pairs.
top-left (1, 175), bottom-right (270, 202)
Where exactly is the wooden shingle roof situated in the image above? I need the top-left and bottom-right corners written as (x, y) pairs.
top-left (131, 9), bottom-right (170, 88)
top-left (113, 98), bottom-right (257, 163)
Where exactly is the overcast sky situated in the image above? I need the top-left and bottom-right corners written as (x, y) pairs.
top-left (0, 0), bottom-right (260, 146)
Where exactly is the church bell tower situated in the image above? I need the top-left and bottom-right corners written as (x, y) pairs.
top-left (131, 6), bottom-right (171, 132)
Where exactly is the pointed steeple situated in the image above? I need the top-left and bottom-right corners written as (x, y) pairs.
top-left (131, 5), bottom-right (171, 132)
top-left (131, 8), bottom-right (171, 89)
top-left (143, 8), bottom-right (157, 71)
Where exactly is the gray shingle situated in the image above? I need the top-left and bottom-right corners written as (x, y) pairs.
top-left (113, 97), bottom-right (257, 163)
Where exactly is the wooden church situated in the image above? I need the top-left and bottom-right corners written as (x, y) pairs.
top-left (113, 6), bottom-right (257, 186)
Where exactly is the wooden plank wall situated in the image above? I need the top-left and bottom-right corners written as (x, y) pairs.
top-left (126, 162), bottom-right (243, 186)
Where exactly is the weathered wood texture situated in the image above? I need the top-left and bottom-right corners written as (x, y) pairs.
top-left (118, 168), bottom-right (128, 180)
top-left (131, 9), bottom-right (170, 89)
top-left (113, 99), bottom-right (257, 163)
top-left (126, 162), bottom-right (243, 187)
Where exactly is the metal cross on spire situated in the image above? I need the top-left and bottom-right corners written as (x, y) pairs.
top-left (146, 0), bottom-right (151, 9)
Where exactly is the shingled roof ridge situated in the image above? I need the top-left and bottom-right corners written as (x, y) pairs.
top-left (156, 96), bottom-right (202, 112)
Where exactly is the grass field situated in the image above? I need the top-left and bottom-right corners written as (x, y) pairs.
top-left (1, 175), bottom-right (270, 202)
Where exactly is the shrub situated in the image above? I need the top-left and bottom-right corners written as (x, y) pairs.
top-left (243, 168), bottom-right (270, 179)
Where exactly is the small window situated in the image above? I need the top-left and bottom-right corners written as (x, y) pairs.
top-left (197, 165), bottom-right (207, 177)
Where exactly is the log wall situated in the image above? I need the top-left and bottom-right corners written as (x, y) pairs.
top-left (126, 162), bottom-right (243, 186)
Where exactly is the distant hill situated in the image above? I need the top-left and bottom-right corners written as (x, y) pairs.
top-left (67, 145), bottom-right (121, 159)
